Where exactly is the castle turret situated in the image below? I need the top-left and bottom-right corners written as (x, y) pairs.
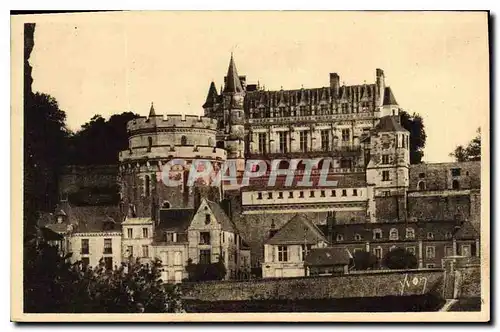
top-left (366, 115), bottom-right (410, 222)
top-left (202, 81), bottom-right (218, 117)
top-left (379, 86), bottom-right (400, 118)
top-left (222, 54), bottom-right (246, 169)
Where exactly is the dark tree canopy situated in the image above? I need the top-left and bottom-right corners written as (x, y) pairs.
top-left (64, 112), bottom-right (140, 165)
top-left (352, 250), bottom-right (377, 270)
top-left (185, 257), bottom-right (227, 282)
top-left (400, 110), bottom-right (427, 164)
top-left (450, 127), bottom-right (481, 162)
top-left (382, 248), bottom-right (418, 270)
top-left (24, 237), bottom-right (183, 313)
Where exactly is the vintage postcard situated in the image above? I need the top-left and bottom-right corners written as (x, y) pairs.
top-left (11, 11), bottom-right (490, 322)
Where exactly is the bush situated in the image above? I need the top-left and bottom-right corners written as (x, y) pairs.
top-left (382, 248), bottom-right (418, 270)
top-left (352, 250), bottom-right (377, 270)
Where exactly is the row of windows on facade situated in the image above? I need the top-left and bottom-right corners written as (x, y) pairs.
top-left (334, 228), bottom-right (450, 242)
top-left (273, 243), bottom-right (473, 263)
top-left (250, 102), bottom-right (373, 119)
top-left (144, 136), bottom-right (215, 152)
top-left (256, 129), bottom-right (351, 154)
top-left (416, 179), bottom-right (462, 191)
top-left (256, 188), bottom-right (362, 200)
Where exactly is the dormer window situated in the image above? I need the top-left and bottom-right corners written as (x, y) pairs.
top-left (354, 234), bottom-right (362, 241)
top-left (373, 229), bottom-right (382, 240)
top-left (336, 234), bottom-right (344, 241)
top-left (389, 228), bottom-right (399, 240)
top-left (406, 228), bottom-right (415, 239)
top-left (427, 232), bottom-right (434, 240)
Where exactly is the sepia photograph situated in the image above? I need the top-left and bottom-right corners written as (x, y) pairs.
top-left (10, 10), bottom-right (490, 322)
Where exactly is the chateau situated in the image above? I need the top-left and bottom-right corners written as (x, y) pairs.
top-left (40, 55), bottom-right (481, 280)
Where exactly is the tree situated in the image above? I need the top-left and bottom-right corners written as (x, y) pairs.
top-left (382, 248), bottom-right (418, 270)
top-left (400, 110), bottom-right (427, 164)
top-left (352, 250), bottom-right (377, 270)
top-left (450, 127), bottom-right (481, 162)
top-left (24, 236), bottom-right (183, 313)
top-left (64, 112), bottom-right (140, 165)
top-left (185, 256), bottom-right (227, 282)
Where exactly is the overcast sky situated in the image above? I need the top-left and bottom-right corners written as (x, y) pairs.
top-left (29, 11), bottom-right (488, 163)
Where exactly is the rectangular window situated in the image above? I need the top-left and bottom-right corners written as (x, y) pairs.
top-left (257, 192), bottom-right (263, 200)
top-left (268, 192), bottom-right (273, 199)
top-left (382, 170), bottom-right (390, 181)
top-left (166, 232), bottom-right (175, 243)
top-left (142, 227), bottom-right (149, 238)
top-left (451, 168), bottom-right (461, 177)
top-left (142, 245), bottom-right (149, 258)
top-left (331, 190), bottom-right (336, 197)
top-left (406, 247), bottom-right (416, 255)
top-left (320, 190), bottom-right (325, 197)
top-left (278, 132), bottom-right (288, 153)
top-left (321, 130), bottom-right (330, 151)
top-left (278, 246), bottom-right (288, 262)
top-left (445, 246), bottom-right (454, 257)
top-left (382, 155), bottom-right (390, 164)
top-left (199, 249), bottom-right (211, 264)
top-left (374, 248), bottom-right (383, 260)
top-left (103, 238), bottom-right (112, 254)
top-left (342, 129), bottom-right (350, 142)
top-left (200, 232), bottom-right (211, 245)
top-left (301, 244), bottom-right (312, 261)
top-left (278, 192), bottom-right (284, 199)
top-left (461, 244), bottom-right (471, 257)
top-left (299, 131), bottom-right (308, 152)
top-left (353, 189), bottom-right (358, 196)
top-left (127, 245), bottom-right (134, 257)
top-left (127, 228), bottom-right (133, 239)
top-left (299, 191), bottom-right (304, 198)
top-left (419, 172), bottom-right (426, 178)
top-left (426, 246), bottom-right (435, 259)
top-left (258, 133), bottom-right (267, 154)
top-left (81, 239), bottom-right (89, 255)
top-left (342, 189), bottom-right (347, 197)
top-left (426, 264), bottom-right (435, 268)
top-left (310, 191), bottom-right (315, 198)
top-left (174, 251), bottom-right (182, 265)
top-left (288, 192), bottom-right (294, 198)
top-left (205, 214), bottom-right (211, 224)
top-left (104, 257), bottom-right (113, 270)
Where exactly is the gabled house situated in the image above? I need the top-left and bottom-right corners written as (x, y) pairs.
top-left (262, 214), bottom-right (329, 278)
top-left (304, 247), bottom-right (352, 276)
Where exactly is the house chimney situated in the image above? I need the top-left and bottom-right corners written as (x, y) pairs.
top-left (269, 219), bottom-right (278, 238)
top-left (330, 73), bottom-right (340, 96)
top-left (376, 68), bottom-right (385, 105)
top-left (327, 211), bottom-right (336, 243)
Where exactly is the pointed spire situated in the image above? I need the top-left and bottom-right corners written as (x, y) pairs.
top-left (383, 87), bottom-right (398, 106)
top-left (203, 81), bottom-right (218, 108)
top-left (149, 102), bottom-right (156, 117)
top-left (224, 53), bottom-right (244, 93)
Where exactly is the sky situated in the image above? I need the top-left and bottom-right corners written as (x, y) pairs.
top-left (29, 11), bottom-right (489, 163)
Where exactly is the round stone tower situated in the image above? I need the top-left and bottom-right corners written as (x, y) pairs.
top-left (118, 104), bottom-right (227, 219)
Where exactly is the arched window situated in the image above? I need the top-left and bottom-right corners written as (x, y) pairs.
top-left (162, 201), bottom-right (171, 209)
top-left (336, 234), bottom-right (344, 241)
top-left (354, 233), bottom-right (362, 241)
top-left (147, 137), bottom-right (153, 152)
top-left (406, 228), bottom-right (415, 239)
top-left (427, 232), bottom-right (434, 240)
top-left (452, 180), bottom-right (460, 190)
top-left (418, 181), bottom-right (426, 191)
top-left (181, 135), bottom-right (187, 146)
top-left (144, 175), bottom-right (150, 197)
top-left (373, 229), bottom-right (382, 240)
top-left (389, 228), bottom-right (399, 240)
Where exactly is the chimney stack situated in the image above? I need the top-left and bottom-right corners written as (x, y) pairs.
top-left (376, 68), bottom-right (385, 105)
top-left (330, 73), bottom-right (340, 96)
top-left (327, 211), bottom-right (336, 244)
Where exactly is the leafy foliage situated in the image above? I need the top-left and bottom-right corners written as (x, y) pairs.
top-left (24, 237), bottom-right (183, 313)
top-left (400, 110), bottom-right (427, 164)
top-left (382, 248), bottom-right (418, 270)
top-left (450, 127), bottom-right (481, 162)
top-left (185, 257), bottom-right (227, 282)
top-left (352, 250), bottom-right (377, 270)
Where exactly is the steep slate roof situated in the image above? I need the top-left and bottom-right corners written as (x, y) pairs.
top-left (148, 102), bottom-right (156, 117)
top-left (223, 54), bottom-right (244, 93)
top-left (382, 86), bottom-right (398, 106)
top-left (246, 172), bottom-right (366, 190)
top-left (374, 115), bottom-right (407, 132)
top-left (304, 247), bottom-right (352, 266)
top-left (157, 208), bottom-right (195, 233)
top-left (203, 82), bottom-right (218, 108)
top-left (266, 214), bottom-right (328, 245)
top-left (73, 216), bottom-right (121, 233)
top-left (206, 199), bottom-right (235, 232)
top-left (454, 221), bottom-right (479, 240)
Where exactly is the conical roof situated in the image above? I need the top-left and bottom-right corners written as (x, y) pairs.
top-left (203, 82), bottom-right (218, 108)
top-left (223, 54), bottom-right (244, 93)
top-left (383, 87), bottom-right (398, 106)
top-left (148, 102), bottom-right (156, 117)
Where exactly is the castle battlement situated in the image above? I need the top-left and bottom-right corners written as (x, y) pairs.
top-left (119, 145), bottom-right (227, 163)
top-left (127, 114), bottom-right (218, 132)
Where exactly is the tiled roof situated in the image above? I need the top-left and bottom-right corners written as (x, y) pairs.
top-left (454, 221), bottom-right (479, 240)
top-left (382, 86), bottom-right (398, 106)
top-left (246, 172), bottom-right (366, 190)
top-left (122, 217), bottom-right (152, 225)
top-left (266, 214), bottom-right (328, 245)
top-left (374, 115), bottom-right (407, 132)
top-left (73, 216), bottom-right (121, 234)
top-left (304, 247), bottom-right (352, 266)
top-left (206, 200), bottom-right (235, 232)
top-left (157, 208), bottom-right (195, 233)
